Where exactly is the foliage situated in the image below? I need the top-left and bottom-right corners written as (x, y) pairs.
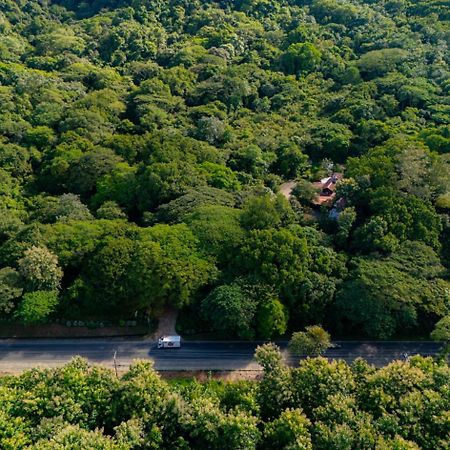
top-left (72, 225), bottom-right (217, 317)
top-left (15, 290), bottom-right (58, 323)
top-left (431, 315), bottom-right (450, 357)
top-left (255, 343), bottom-right (293, 420)
top-left (256, 296), bottom-right (288, 340)
top-left (202, 283), bottom-right (258, 339)
top-left (281, 43), bottom-right (322, 76)
top-left (263, 408), bottom-right (312, 450)
top-left (335, 242), bottom-right (449, 338)
top-left (185, 205), bottom-right (244, 263)
top-left (96, 201), bottom-right (127, 220)
top-left (0, 353), bottom-right (448, 449)
top-left (34, 194), bottom-right (94, 223)
top-left (0, 0), bottom-right (448, 443)
top-left (240, 193), bottom-right (295, 230)
top-left (0, 0), bottom-right (447, 340)
top-left (289, 326), bottom-right (332, 357)
top-left (0, 267), bottom-right (22, 314)
top-left (431, 316), bottom-right (450, 343)
top-left (235, 226), bottom-right (310, 299)
top-left (18, 246), bottom-right (63, 292)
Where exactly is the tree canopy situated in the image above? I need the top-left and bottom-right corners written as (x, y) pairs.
top-left (0, 0), bottom-right (448, 339)
top-left (0, 352), bottom-right (448, 449)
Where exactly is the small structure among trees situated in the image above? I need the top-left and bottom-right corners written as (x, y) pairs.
top-left (312, 173), bottom-right (343, 206)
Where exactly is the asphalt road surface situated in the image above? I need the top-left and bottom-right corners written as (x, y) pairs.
top-left (0, 339), bottom-right (444, 373)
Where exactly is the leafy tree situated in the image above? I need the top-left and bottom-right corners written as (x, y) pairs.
top-left (185, 205), bottom-right (244, 262)
top-left (358, 357), bottom-right (449, 448)
top-left (199, 162), bottom-right (241, 190)
top-left (15, 290), bottom-right (58, 323)
top-left (96, 201), bottom-right (127, 220)
top-left (236, 226), bottom-right (310, 301)
top-left (357, 48), bottom-right (408, 79)
top-left (139, 224), bottom-right (218, 309)
top-left (292, 180), bottom-right (320, 205)
top-left (352, 216), bottom-right (399, 254)
top-left (312, 393), bottom-right (373, 448)
top-left (116, 360), bottom-right (171, 431)
top-left (275, 142), bottom-right (310, 179)
top-left (229, 144), bottom-right (272, 177)
top-left (335, 243), bottom-right (449, 338)
top-left (352, 188), bottom-right (443, 252)
top-left (32, 424), bottom-right (125, 450)
top-left (0, 267), bottom-right (22, 315)
top-left (196, 116), bottom-right (230, 145)
top-left (0, 142), bottom-right (33, 179)
top-left (256, 297), bottom-right (288, 340)
top-left (202, 283), bottom-right (257, 339)
top-left (113, 419), bottom-right (145, 449)
top-left (77, 224), bottom-right (216, 316)
top-left (0, 208), bottom-right (24, 243)
top-left (240, 193), bottom-right (295, 230)
top-left (289, 326), bottom-right (332, 357)
top-left (0, 410), bottom-right (31, 449)
top-left (18, 246), bottom-right (63, 292)
top-left (431, 316), bottom-right (450, 358)
top-left (182, 397), bottom-right (260, 450)
top-left (306, 122), bottom-right (353, 161)
top-left (435, 193), bottom-right (450, 210)
top-left (25, 126), bottom-right (56, 149)
top-left (155, 187), bottom-right (236, 224)
top-left (55, 194), bottom-right (93, 222)
top-left (91, 162), bottom-right (137, 213)
top-left (263, 408), bottom-right (312, 450)
top-left (39, 219), bottom-right (130, 269)
top-left (76, 237), bottom-right (140, 315)
top-left (291, 357), bottom-right (356, 416)
top-left (67, 148), bottom-right (123, 197)
top-left (255, 343), bottom-right (293, 420)
top-left (34, 194), bottom-right (93, 224)
top-left (310, 0), bottom-right (363, 25)
top-left (335, 207), bottom-right (357, 247)
top-left (135, 162), bottom-right (207, 212)
top-left (281, 43), bottom-right (322, 76)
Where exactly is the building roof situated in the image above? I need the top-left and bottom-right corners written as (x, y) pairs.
top-left (322, 174), bottom-right (341, 192)
top-left (312, 173), bottom-right (343, 206)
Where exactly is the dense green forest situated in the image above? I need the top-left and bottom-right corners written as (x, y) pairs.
top-left (0, 0), bottom-right (449, 339)
top-left (0, 348), bottom-right (448, 449)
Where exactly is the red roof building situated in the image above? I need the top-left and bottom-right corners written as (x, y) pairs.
top-left (312, 173), bottom-right (343, 206)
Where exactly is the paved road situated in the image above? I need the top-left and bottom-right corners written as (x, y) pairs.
top-left (0, 339), bottom-right (444, 373)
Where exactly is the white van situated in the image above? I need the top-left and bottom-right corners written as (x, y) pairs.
top-left (158, 335), bottom-right (181, 349)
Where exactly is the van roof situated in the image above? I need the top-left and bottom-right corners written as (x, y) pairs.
top-left (161, 335), bottom-right (181, 342)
